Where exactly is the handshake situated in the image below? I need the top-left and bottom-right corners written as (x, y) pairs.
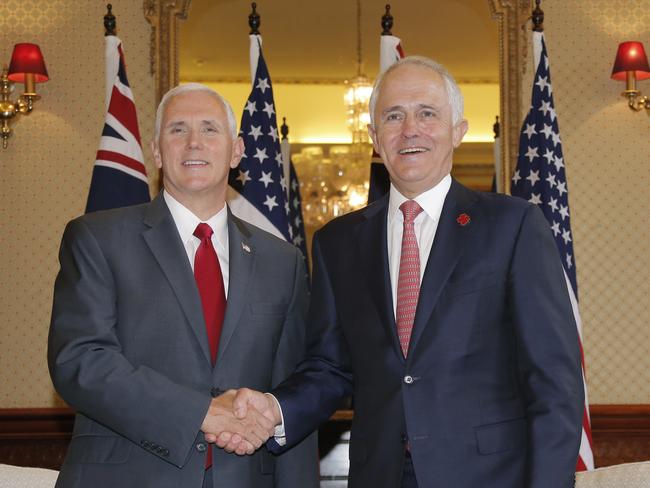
top-left (200, 388), bottom-right (282, 456)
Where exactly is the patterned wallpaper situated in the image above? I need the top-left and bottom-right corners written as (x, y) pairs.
top-left (0, 0), bottom-right (156, 407)
top-left (541, 1), bottom-right (650, 403)
top-left (0, 0), bottom-right (648, 408)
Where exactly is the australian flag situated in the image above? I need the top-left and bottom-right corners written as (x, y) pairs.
top-left (85, 35), bottom-right (149, 213)
top-left (228, 35), bottom-right (308, 261)
top-left (511, 31), bottom-right (594, 471)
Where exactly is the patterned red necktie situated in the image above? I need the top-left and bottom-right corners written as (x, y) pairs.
top-left (396, 200), bottom-right (424, 357)
top-left (193, 223), bottom-right (226, 470)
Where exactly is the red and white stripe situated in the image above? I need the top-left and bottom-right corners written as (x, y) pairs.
top-left (93, 36), bottom-right (147, 183)
top-left (379, 35), bottom-right (404, 72)
top-left (564, 271), bottom-right (595, 471)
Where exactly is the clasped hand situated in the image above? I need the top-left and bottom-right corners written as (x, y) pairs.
top-left (201, 389), bottom-right (281, 455)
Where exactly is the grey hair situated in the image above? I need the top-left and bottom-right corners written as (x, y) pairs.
top-left (368, 55), bottom-right (464, 127)
top-left (154, 83), bottom-right (238, 142)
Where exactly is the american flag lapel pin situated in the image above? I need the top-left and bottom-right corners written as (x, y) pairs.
top-left (456, 213), bottom-right (471, 226)
top-left (241, 242), bottom-right (251, 253)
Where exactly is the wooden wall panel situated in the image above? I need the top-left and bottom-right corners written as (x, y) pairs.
top-left (0, 408), bottom-right (72, 470)
top-left (590, 405), bottom-right (650, 468)
top-left (0, 405), bottom-right (648, 470)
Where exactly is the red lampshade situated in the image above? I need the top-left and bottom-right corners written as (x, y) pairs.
top-left (7, 43), bottom-right (49, 83)
top-left (611, 41), bottom-right (650, 81)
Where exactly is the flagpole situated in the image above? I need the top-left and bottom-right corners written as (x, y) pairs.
top-left (493, 116), bottom-right (502, 193)
top-left (280, 117), bottom-right (291, 202)
top-left (103, 4), bottom-right (117, 110)
top-left (248, 2), bottom-right (260, 84)
top-left (104, 5), bottom-right (116, 35)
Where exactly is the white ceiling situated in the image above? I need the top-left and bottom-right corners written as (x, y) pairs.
top-left (180, 0), bottom-right (500, 84)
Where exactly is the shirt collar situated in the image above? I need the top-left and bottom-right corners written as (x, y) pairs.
top-left (388, 174), bottom-right (452, 224)
top-left (163, 190), bottom-right (228, 251)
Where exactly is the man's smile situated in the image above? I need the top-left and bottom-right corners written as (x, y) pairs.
top-left (182, 159), bottom-right (209, 166)
top-left (398, 146), bottom-right (429, 155)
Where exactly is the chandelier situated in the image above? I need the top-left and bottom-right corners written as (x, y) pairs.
top-left (293, 0), bottom-right (373, 232)
top-left (293, 146), bottom-right (369, 229)
top-left (344, 0), bottom-right (373, 150)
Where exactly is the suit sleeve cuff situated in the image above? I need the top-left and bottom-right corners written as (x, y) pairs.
top-left (265, 393), bottom-right (286, 446)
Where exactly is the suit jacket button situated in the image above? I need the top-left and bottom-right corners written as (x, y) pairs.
top-left (162, 448), bottom-right (170, 457)
top-left (196, 442), bottom-right (207, 452)
top-left (404, 375), bottom-right (414, 384)
top-left (210, 387), bottom-right (222, 398)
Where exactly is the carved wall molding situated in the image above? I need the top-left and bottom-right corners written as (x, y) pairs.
top-left (143, 0), bottom-right (192, 105)
top-left (1, 405), bottom-right (648, 470)
top-left (488, 0), bottom-right (532, 194)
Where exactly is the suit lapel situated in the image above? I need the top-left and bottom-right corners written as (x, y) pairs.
top-left (355, 196), bottom-right (404, 361)
top-left (407, 179), bottom-right (479, 356)
top-left (217, 211), bottom-right (255, 359)
top-left (142, 194), bottom-right (212, 365)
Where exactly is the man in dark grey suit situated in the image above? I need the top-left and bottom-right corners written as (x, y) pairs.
top-left (48, 83), bottom-right (318, 488)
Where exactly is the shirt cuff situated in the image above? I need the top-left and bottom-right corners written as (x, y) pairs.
top-left (265, 393), bottom-right (286, 446)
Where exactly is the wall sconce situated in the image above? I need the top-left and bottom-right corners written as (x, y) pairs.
top-left (611, 41), bottom-right (650, 112)
top-left (0, 43), bottom-right (49, 149)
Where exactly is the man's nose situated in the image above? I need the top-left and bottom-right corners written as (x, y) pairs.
top-left (186, 129), bottom-right (203, 149)
top-left (401, 114), bottom-right (419, 138)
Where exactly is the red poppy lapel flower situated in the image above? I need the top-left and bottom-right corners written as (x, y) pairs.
top-left (456, 213), bottom-right (471, 226)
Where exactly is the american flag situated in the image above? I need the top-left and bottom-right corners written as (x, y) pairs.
top-left (227, 35), bottom-right (307, 260)
top-left (280, 130), bottom-right (309, 262)
top-left (85, 35), bottom-right (149, 213)
top-left (511, 31), bottom-right (594, 471)
top-left (367, 34), bottom-right (404, 204)
top-left (287, 159), bottom-right (308, 257)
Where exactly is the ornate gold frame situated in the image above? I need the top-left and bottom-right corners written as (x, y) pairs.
top-left (143, 0), bottom-right (192, 103)
top-left (144, 0), bottom-right (532, 194)
top-left (488, 0), bottom-right (533, 194)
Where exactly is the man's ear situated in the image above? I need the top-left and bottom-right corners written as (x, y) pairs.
top-left (453, 119), bottom-right (469, 148)
top-left (230, 137), bottom-right (245, 169)
top-left (152, 140), bottom-right (162, 170)
top-left (367, 124), bottom-right (380, 154)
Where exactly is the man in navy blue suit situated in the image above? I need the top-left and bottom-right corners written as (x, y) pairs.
top-left (224, 56), bottom-right (584, 487)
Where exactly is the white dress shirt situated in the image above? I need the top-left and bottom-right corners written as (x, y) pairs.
top-left (387, 174), bottom-right (452, 316)
top-left (163, 191), bottom-right (230, 295)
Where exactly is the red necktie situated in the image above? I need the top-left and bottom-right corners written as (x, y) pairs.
top-left (396, 200), bottom-right (424, 357)
top-left (193, 223), bottom-right (226, 470)
top-left (193, 223), bottom-right (226, 365)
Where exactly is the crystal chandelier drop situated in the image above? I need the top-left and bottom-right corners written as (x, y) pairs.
top-left (344, 76), bottom-right (373, 146)
top-left (344, 0), bottom-right (373, 156)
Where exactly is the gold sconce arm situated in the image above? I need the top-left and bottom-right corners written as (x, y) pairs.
top-left (624, 91), bottom-right (650, 111)
top-left (622, 71), bottom-right (650, 112)
top-left (621, 71), bottom-right (650, 113)
top-left (0, 68), bottom-right (39, 149)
